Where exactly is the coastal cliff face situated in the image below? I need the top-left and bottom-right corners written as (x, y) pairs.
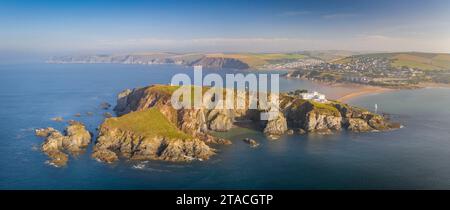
top-left (91, 84), bottom-right (398, 163)
top-left (280, 96), bottom-right (397, 134)
top-left (112, 84), bottom-right (397, 135)
top-left (92, 107), bottom-right (215, 163)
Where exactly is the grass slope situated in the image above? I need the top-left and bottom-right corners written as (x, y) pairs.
top-left (103, 108), bottom-right (192, 140)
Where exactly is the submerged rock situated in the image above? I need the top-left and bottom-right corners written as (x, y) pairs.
top-left (243, 138), bottom-right (259, 148)
top-left (103, 112), bottom-right (113, 118)
top-left (51, 117), bottom-right (64, 122)
top-left (100, 102), bottom-right (112, 110)
top-left (297, 128), bottom-right (306, 135)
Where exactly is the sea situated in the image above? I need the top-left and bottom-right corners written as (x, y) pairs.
top-left (1, 63), bottom-right (450, 189)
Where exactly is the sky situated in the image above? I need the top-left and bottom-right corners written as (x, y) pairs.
top-left (1, 0), bottom-right (450, 57)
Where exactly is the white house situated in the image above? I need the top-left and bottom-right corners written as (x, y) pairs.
top-left (300, 91), bottom-right (327, 103)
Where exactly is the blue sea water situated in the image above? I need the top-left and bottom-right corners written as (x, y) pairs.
top-left (1, 63), bottom-right (450, 189)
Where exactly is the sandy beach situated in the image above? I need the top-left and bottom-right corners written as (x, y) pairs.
top-left (326, 82), bottom-right (450, 103)
top-left (333, 84), bottom-right (394, 103)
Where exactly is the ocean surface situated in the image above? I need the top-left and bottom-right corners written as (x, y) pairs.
top-left (1, 63), bottom-right (450, 189)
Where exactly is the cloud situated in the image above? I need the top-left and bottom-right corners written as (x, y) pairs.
top-left (95, 37), bottom-right (312, 52)
top-left (349, 34), bottom-right (450, 52)
top-left (3, 35), bottom-right (449, 54)
top-left (322, 13), bottom-right (357, 19)
top-left (279, 11), bottom-right (310, 17)
top-left (55, 36), bottom-right (450, 53)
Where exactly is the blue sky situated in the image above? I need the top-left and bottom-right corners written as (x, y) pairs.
top-left (1, 0), bottom-right (449, 55)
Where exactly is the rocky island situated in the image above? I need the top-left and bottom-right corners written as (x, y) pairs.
top-left (90, 84), bottom-right (399, 163)
top-left (35, 121), bottom-right (91, 167)
top-left (36, 84), bottom-right (399, 166)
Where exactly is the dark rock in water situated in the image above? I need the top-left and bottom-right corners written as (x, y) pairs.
top-left (313, 128), bottom-right (333, 135)
top-left (103, 112), bottom-right (113, 118)
top-left (243, 138), bottom-right (259, 148)
top-left (390, 122), bottom-right (402, 129)
top-left (266, 134), bottom-right (281, 140)
top-left (74, 113), bottom-right (81, 117)
top-left (45, 151), bottom-right (69, 167)
top-left (214, 138), bottom-right (232, 145)
top-left (51, 117), bottom-right (64, 122)
top-left (297, 128), bottom-right (306, 135)
top-left (199, 133), bottom-right (232, 145)
top-left (286, 129), bottom-right (294, 135)
top-left (92, 149), bottom-right (118, 163)
top-left (35, 121), bottom-right (91, 167)
top-left (100, 102), bottom-right (112, 110)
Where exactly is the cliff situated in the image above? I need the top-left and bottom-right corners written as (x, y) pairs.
top-left (92, 108), bottom-right (214, 163)
top-left (91, 84), bottom-right (399, 163)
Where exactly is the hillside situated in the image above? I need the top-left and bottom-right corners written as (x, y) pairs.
top-left (335, 52), bottom-right (450, 71)
top-left (205, 53), bottom-right (307, 68)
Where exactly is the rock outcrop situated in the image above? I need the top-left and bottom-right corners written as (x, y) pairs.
top-left (92, 108), bottom-right (215, 163)
top-left (35, 121), bottom-right (91, 167)
top-left (280, 96), bottom-right (397, 134)
top-left (263, 111), bottom-right (288, 139)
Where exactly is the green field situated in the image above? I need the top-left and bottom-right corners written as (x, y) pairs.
top-left (391, 53), bottom-right (450, 70)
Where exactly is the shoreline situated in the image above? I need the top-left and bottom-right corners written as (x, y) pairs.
top-left (335, 85), bottom-right (394, 103)
top-left (334, 82), bottom-right (450, 102)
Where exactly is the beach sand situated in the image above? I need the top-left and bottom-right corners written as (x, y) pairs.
top-left (334, 84), bottom-right (393, 102)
